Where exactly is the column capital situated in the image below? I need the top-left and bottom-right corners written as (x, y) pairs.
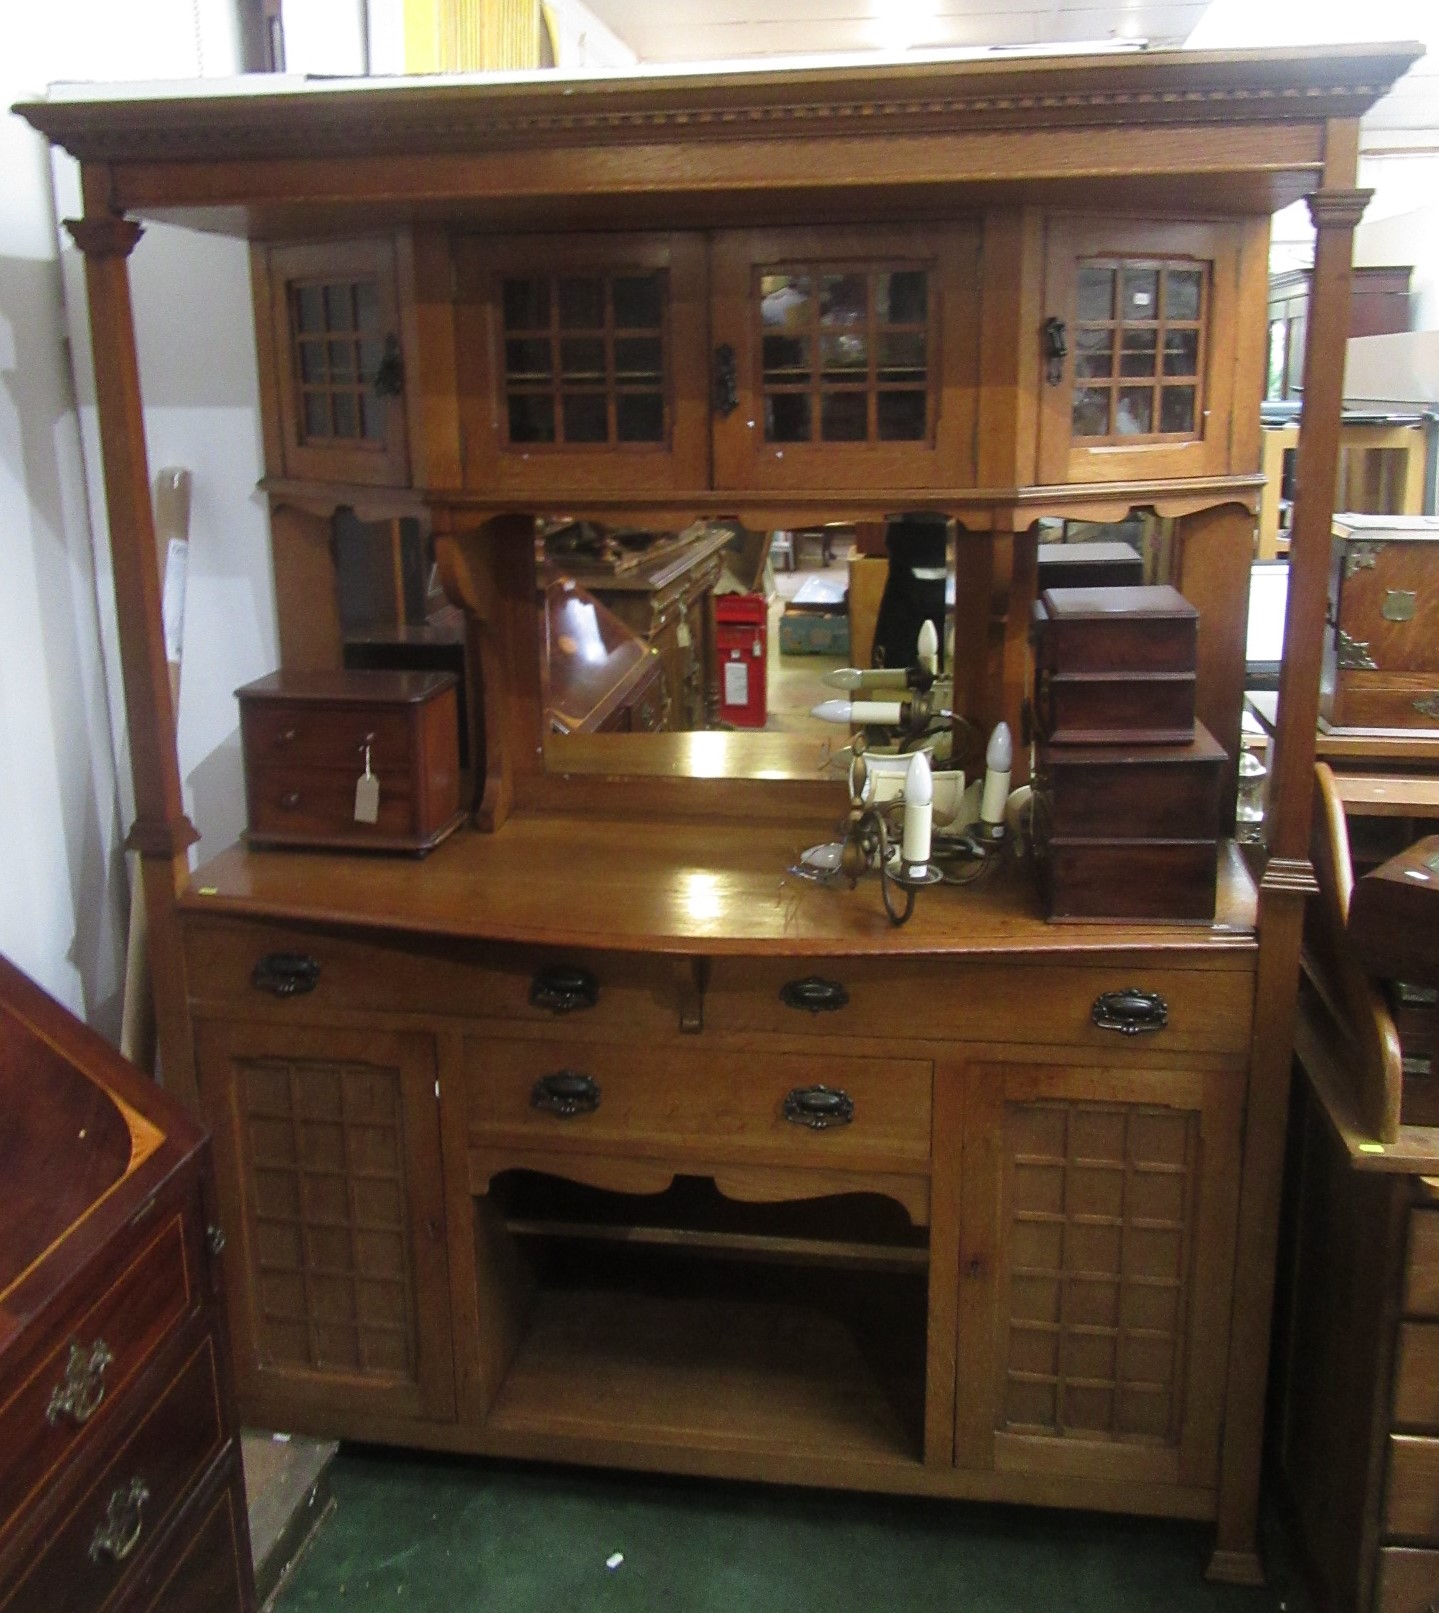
top-left (1305, 188), bottom-right (1374, 232)
top-left (125, 814), bottom-right (201, 859)
top-left (64, 215), bottom-right (144, 259)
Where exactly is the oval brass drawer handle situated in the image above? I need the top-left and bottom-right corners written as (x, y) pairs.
top-left (89, 1475), bottom-right (149, 1564)
top-left (779, 977), bottom-right (850, 1014)
top-left (1091, 989), bottom-right (1169, 1036)
top-left (531, 1070), bottom-right (601, 1117)
top-left (529, 965), bottom-right (600, 1015)
top-left (783, 1085), bottom-right (855, 1129)
top-left (251, 952), bottom-right (321, 997)
top-left (46, 1338), bottom-right (114, 1427)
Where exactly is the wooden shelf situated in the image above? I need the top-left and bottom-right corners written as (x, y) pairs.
top-left (484, 1287), bottom-right (921, 1466)
top-left (505, 1219), bottom-right (930, 1273)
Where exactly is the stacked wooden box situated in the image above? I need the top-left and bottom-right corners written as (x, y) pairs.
top-left (1031, 584), bottom-right (1225, 921)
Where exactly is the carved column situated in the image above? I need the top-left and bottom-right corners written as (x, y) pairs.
top-left (66, 213), bottom-right (200, 1107)
top-left (1209, 184), bottom-right (1371, 1583)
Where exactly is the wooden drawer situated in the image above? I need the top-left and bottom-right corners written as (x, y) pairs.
top-left (183, 916), bottom-right (684, 1039)
top-left (246, 764), bottom-right (418, 843)
top-left (241, 700), bottom-right (415, 772)
top-left (1395, 1324), bottom-right (1439, 1429)
top-left (120, 1474), bottom-right (250, 1613)
top-left (704, 957), bottom-right (1253, 1056)
top-left (1405, 1210), bottom-right (1439, 1317)
top-left (0, 1212), bottom-right (198, 1544)
top-left (1376, 1547), bottom-right (1439, 1613)
top-left (1384, 1434), bottom-right (1439, 1541)
top-left (0, 1334), bottom-right (225, 1613)
top-left (464, 1039), bottom-right (932, 1175)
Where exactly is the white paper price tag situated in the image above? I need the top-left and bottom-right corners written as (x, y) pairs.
top-left (354, 743), bottom-right (380, 824)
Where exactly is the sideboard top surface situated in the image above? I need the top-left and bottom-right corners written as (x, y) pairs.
top-left (180, 816), bottom-right (1259, 962)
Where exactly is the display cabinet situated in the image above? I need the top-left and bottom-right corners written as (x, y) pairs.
top-left (16, 37), bottom-right (1423, 1586)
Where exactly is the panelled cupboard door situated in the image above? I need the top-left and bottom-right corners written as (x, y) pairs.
top-left (262, 239), bottom-right (411, 486)
top-left (1036, 218), bottom-right (1250, 486)
top-left (454, 233), bottom-right (710, 497)
top-left (954, 1060), bottom-right (1243, 1493)
top-left (711, 224), bottom-right (981, 493)
top-left (196, 1020), bottom-right (454, 1427)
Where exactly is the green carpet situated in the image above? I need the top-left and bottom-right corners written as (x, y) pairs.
top-left (272, 1449), bottom-right (1306, 1612)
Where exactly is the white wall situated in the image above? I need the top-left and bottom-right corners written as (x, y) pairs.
top-left (4, 1), bottom-right (278, 1033)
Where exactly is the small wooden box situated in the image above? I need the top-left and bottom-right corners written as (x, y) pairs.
top-left (1349, 836), bottom-right (1439, 985)
top-left (238, 669), bottom-right (465, 854)
top-left (1035, 836), bottom-right (1219, 923)
top-left (1321, 515), bottom-right (1439, 732)
top-left (1034, 723), bottom-right (1226, 841)
top-left (1032, 585), bottom-right (1199, 744)
top-left (1034, 584), bottom-right (1199, 675)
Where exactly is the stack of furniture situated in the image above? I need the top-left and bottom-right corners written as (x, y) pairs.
top-left (16, 39), bottom-right (1423, 1587)
top-left (1272, 770), bottom-right (1439, 1613)
top-left (1031, 585), bottom-right (1225, 921)
top-left (0, 953), bottom-right (254, 1613)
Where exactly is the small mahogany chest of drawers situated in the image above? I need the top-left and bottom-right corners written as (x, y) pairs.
top-left (0, 952), bottom-right (254, 1613)
top-left (237, 668), bottom-right (466, 854)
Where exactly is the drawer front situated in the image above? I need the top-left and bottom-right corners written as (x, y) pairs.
top-left (465, 1039), bottom-right (932, 1173)
top-left (246, 764), bottom-right (417, 842)
top-left (1328, 672), bottom-right (1439, 731)
top-left (1405, 1210), bottom-right (1439, 1317)
top-left (1376, 1547), bottom-right (1439, 1613)
top-left (0, 1213), bottom-right (197, 1540)
top-left (1384, 1434), bottom-right (1439, 1541)
top-left (184, 917), bottom-right (683, 1039)
top-left (241, 701), bottom-right (414, 772)
top-left (1, 1335), bottom-right (225, 1613)
top-left (1036, 671), bottom-right (1197, 747)
top-left (1395, 1323), bottom-right (1439, 1429)
top-left (705, 958), bottom-right (1253, 1056)
top-left (124, 1474), bottom-right (250, 1613)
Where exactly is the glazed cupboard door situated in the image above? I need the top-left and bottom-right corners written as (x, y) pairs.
top-left (259, 239), bottom-right (411, 486)
top-left (196, 1020), bottom-right (454, 1428)
top-left (710, 224), bottom-right (981, 493)
top-left (954, 1060), bottom-right (1243, 1499)
top-left (454, 232), bottom-right (710, 498)
top-left (1036, 218), bottom-right (1262, 486)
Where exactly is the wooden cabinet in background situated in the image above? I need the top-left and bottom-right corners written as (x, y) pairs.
top-left (0, 953), bottom-right (254, 1613)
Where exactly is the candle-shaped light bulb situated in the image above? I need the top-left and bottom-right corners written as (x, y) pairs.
top-left (979, 721), bottom-right (1013, 829)
top-left (810, 698), bottom-right (906, 725)
top-left (902, 750), bottom-right (933, 873)
top-left (916, 619), bottom-right (939, 676)
top-left (822, 666), bottom-right (909, 691)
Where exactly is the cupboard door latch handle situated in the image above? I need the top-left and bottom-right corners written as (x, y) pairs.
top-left (712, 343), bottom-right (739, 418)
top-left (1042, 316), bottom-right (1068, 385)
top-left (252, 952), bottom-right (321, 997)
top-left (47, 1338), bottom-right (114, 1426)
top-left (783, 1085), bottom-right (854, 1129)
top-left (780, 976), bottom-right (850, 1014)
top-left (1091, 988), bottom-right (1168, 1036)
top-left (89, 1476), bottom-right (149, 1565)
top-left (373, 333), bottom-right (405, 398)
top-left (529, 965), bottom-right (600, 1014)
top-left (531, 1070), bottom-right (601, 1117)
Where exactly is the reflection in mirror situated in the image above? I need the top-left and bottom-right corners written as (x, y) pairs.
top-left (537, 516), bottom-right (960, 780)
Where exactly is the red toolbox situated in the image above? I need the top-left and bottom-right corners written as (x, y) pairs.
top-left (714, 594), bottom-right (768, 727)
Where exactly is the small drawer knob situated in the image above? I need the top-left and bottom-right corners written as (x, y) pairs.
top-left (783, 1085), bottom-right (854, 1129)
top-left (779, 977), bottom-right (850, 1014)
top-left (89, 1476), bottom-right (149, 1564)
top-left (280, 790), bottom-right (302, 809)
top-left (1091, 988), bottom-right (1168, 1036)
top-left (252, 952), bottom-right (321, 997)
top-left (529, 965), bottom-right (600, 1015)
top-left (46, 1338), bottom-right (113, 1427)
top-left (531, 1070), bottom-right (601, 1117)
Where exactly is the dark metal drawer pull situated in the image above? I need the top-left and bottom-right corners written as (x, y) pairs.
top-left (783, 1085), bottom-right (854, 1129)
top-left (531, 1070), bottom-right (601, 1117)
top-left (89, 1476), bottom-right (149, 1564)
top-left (46, 1338), bottom-right (113, 1427)
top-left (1091, 988), bottom-right (1169, 1036)
top-left (252, 952), bottom-right (321, 997)
top-left (529, 965), bottom-right (600, 1015)
top-left (780, 977), bottom-right (850, 1014)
